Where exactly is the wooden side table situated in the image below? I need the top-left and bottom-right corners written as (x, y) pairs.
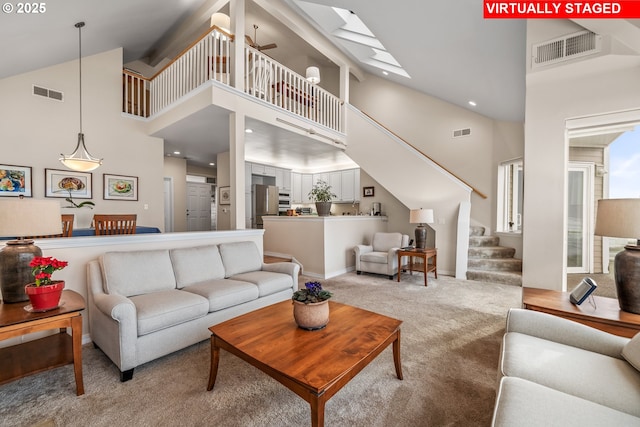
top-left (0, 289), bottom-right (85, 395)
top-left (397, 248), bottom-right (437, 286)
top-left (522, 287), bottom-right (640, 338)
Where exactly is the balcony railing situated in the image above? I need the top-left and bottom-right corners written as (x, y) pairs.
top-left (244, 48), bottom-right (341, 131)
top-left (122, 26), bottom-right (342, 132)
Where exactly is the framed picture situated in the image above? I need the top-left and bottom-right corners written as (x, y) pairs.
top-left (0, 164), bottom-right (32, 197)
top-left (45, 168), bottom-right (92, 199)
top-left (219, 186), bottom-right (231, 205)
top-left (363, 186), bottom-right (375, 197)
top-left (104, 174), bottom-right (138, 201)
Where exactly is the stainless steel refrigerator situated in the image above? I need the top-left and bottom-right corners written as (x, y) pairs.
top-left (252, 184), bottom-right (278, 228)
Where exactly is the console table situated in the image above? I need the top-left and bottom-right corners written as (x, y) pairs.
top-left (397, 248), bottom-right (437, 286)
top-left (522, 287), bottom-right (640, 338)
top-left (0, 290), bottom-right (85, 395)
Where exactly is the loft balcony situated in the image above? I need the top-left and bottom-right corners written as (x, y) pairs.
top-left (122, 26), bottom-right (343, 133)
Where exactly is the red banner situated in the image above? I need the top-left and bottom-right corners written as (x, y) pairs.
top-left (484, 1), bottom-right (640, 18)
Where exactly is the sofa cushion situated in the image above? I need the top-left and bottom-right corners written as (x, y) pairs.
top-left (360, 252), bottom-right (389, 264)
top-left (501, 332), bottom-right (640, 417)
top-left (129, 289), bottom-right (209, 336)
top-left (623, 332), bottom-right (640, 372)
top-left (170, 245), bottom-right (225, 287)
top-left (218, 241), bottom-right (262, 277)
top-left (372, 232), bottom-right (402, 252)
top-left (101, 250), bottom-right (176, 297)
top-left (181, 279), bottom-right (260, 312)
top-left (229, 271), bottom-right (293, 297)
top-left (492, 377), bottom-right (640, 427)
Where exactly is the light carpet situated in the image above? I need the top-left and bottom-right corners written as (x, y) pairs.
top-left (0, 272), bottom-right (522, 427)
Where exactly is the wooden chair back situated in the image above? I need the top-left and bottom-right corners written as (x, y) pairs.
top-left (94, 214), bottom-right (137, 235)
top-left (27, 214), bottom-right (74, 239)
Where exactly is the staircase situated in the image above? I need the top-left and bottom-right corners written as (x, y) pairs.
top-left (466, 226), bottom-right (522, 286)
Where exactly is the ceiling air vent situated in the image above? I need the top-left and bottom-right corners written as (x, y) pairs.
top-left (532, 30), bottom-right (601, 68)
top-left (453, 128), bottom-right (471, 138)
top-left (32, 85), bottom-right (64, 102)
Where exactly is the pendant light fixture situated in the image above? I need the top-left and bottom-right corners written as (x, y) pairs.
top-left (60, 22), bottom-right (103, 172)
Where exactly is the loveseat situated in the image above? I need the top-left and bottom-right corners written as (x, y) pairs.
top-left (491, 308), bottom-right (640, 426)
top-left (86, 241), bottom-right (299, 381)
top-left (354, 232), bottom-right (409, 279)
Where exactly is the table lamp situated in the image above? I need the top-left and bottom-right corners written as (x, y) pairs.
top-left (594, 198), bottom-right (640, 314)
top-left (410, 208), bottom-right (434, 250)
top-left (0, 198), bottom-right (62, 303)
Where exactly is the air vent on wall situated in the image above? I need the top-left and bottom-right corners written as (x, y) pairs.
top-left (32, 85), bottom-right (64, 101)
top-left (453, 128), bottom-right (471, 138)
top-left (532, 30), bottom-right (601, 68)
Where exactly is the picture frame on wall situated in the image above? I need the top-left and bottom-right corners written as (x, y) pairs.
top-left (363, 186), bottom-right (375, 197)
top-left (0, 164), bottom-right (32, 197)
top-left (45, 168), bottom-right (92, 199)
top-left (219, 186), bottom-right (231, 205)
top-left (104, 174), bottom-right (138, 201)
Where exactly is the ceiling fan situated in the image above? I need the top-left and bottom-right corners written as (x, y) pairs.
top-left (245, 24), bottom-right (277, 51)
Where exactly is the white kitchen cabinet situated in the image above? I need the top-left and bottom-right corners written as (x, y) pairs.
top-left (340, 169), bottom-right (356, 202)
top-left (328, 171), bottom-right (343, 201)
top-left (291, 173), bottom-right (302, 203)
top-left (275, 168), bottom-right (292, 191)
top-left (301, 174), bottom-right (313, 203)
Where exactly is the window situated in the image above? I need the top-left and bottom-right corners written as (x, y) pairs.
top-left (497, 158), bottom-right (523, 232)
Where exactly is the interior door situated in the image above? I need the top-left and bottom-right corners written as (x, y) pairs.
top-left (187, 182), bottom-right (212, 232)
top-left (567, 162), bottom-right (594, 273)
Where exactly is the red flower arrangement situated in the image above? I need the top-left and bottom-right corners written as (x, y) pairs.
top-left (29, 256), bottom-right (68, 286)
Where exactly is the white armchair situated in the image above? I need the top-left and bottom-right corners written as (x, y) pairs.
top-left (354, 232), bottom-right (409, 279)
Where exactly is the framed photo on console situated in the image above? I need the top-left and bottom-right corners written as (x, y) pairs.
top-left (569, 277), bottom-right (597, 305)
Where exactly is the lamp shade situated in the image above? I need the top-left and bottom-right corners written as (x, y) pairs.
top-left (410, 208), bottom-right (434, 224)
top-left (594, 198), bottom-right (640, 240)
top-left (306, 66), bottom-right (321, 84)
top-left (210, 12), bottom-right (230, 32)
top-left (0, 199), bottom-right (62, 238)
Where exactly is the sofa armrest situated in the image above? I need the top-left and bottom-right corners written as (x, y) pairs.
top-left (506, 308), bottom-right (628, 359)
top-left (262, 262), bottom-right (300, 291)
top-left (354, 245), bottom-right (373, 271)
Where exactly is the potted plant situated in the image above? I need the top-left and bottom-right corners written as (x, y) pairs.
top-left (292, 281), bottom-right (333, 330)
top-left (64, 189), bottom-right (95, 229)
top-left (25, 256), bottom-right (68, 311)
top-left (308, 180), bottom-right (336, 216)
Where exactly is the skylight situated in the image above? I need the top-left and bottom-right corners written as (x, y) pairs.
top-left (294, 2), bottom-right (410, 78)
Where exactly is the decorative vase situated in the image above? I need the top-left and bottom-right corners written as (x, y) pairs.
top-left (315, 202), bottom-right (332, 217)
top-left (0, 240), bottom-right (42, 303)
top-left (25, 280), bottom-right (65, 311)
top-left (293, 300), bottom-right (330, 330)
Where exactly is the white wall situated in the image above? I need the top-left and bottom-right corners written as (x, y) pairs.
top-left (349, 73), bottom-right (524, 232)
top-left (163, 156), bottom-right (188, 232)
top-left (523, 20), bottom-right (640, 290)
top-left (0, 48), bottom-right (165, 229)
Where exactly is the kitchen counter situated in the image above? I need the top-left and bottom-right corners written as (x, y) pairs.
top-left (262, 215), bottom-right (388, 279)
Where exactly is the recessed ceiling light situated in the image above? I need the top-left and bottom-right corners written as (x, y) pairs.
top-left (245, 128), bottom-right (253, 133)
top-left (468, 101), bottom-right (477, 107)
top-left (173, 151), bottom-right (181, 155)
top-left (209, 162), bottom-right (215, 166)
top-left (382, 71), bottom-right (389, 76)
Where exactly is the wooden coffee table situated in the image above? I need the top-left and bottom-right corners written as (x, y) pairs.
top-left (207, 300), bottom-right (403, 427)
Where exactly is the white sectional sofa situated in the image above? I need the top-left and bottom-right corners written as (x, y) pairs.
top-left (492, 308), bottom-right (640, 426)
top-left (86, 241), bottom-right (299, 381)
